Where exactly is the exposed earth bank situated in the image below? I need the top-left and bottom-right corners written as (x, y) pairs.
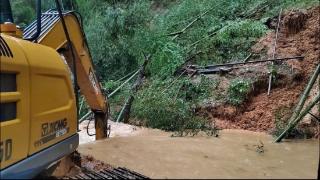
top-left (197, 6), bottom-right (319, 137)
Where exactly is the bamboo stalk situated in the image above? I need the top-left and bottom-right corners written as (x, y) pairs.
top-left (115, 69), bottom-right (137, 82)
top-left (274, 93), bottom-right (320, 142)
top-left (116, 100), bottom-right (128, 123)
top-left (243, 53), bottom-right (253, 62)
top-left (107, 70), bottom-right (140, 98)
top-left (171, 8), bottom-right (212, 40)
top-left (287, 64), bottom-right (320, 122)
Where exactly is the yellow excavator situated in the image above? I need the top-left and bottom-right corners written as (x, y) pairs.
top-left (0, 0), bottom-right (109, 178)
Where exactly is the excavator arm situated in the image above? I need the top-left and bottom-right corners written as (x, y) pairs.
top-left (23, 9), bottom-right (109, 139)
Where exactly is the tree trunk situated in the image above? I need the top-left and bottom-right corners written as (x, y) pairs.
top-left (118, 54), bottom-right (151, 123)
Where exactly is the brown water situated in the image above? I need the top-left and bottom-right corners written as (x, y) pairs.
top-left (78, 129), bottom-right (319, 179)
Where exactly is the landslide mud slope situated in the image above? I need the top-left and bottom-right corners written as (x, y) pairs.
top-left (198, 6), bottom-right (319, 136)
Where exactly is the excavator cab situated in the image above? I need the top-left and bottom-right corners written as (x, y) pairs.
top-left (0, 0), bottom-right (108, 178)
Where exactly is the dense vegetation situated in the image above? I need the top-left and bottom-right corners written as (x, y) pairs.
top-left (11, 0), bottom-right (319, 133)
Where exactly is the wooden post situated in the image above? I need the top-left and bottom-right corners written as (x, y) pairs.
top-left (268, 8), bottom-right (282, 96)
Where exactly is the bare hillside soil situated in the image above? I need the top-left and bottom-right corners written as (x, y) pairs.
top-left (197, 7), bottom-right (319, 137)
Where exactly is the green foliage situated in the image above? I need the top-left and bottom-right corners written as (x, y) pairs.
top-left (76, 0), bottom-right (152, 81)
top-left (132, 81), bottom-right (192, 131)
top-left (131, 77), bottom-right (217, 131)
top-left (75, 0), bottom-right (270, 80)
top-left (103, 80), bottom-right (122, 94)
top-left (153, 0), bottom-right (269, 65)
top-left (148, 42), bottom-right (185, 78)
top-left (176, 75), bottom-right (218, 103)
top-left (75, 0), bottom-right (318, 82)
top-left (10, 0), bottom-right (35, 28)
top-left (227, 78), bottom-right (252, 106)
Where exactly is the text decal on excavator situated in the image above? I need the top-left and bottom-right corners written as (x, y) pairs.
top-left (89, 68), bottom-right (99, 94)
top-left (34, 118), bottom-right (69, 147)
top-left (0, 139), bottom-right (12, 163)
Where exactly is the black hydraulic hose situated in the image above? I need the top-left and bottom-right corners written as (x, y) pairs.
top-left (24, 0), bottom-right (41, 41)
top-left (87, 118), bottom-right (96, 136)
top-left (55, 0), bottom-right (80, 129)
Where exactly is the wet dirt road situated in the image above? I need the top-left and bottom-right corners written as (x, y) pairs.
top-left (78, 129), bottom-right (319, 179)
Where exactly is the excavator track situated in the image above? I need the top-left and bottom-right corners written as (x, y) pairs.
top-left (64, 167), bottom-right (149, 179)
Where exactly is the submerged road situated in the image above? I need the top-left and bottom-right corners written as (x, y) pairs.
top-left (78, 129), bottom-right (319, 179)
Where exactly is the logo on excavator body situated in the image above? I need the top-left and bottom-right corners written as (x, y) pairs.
top-left (34, 118), bottom-right (69, 147)
top-left (0, 139), bottom-right (13, 163)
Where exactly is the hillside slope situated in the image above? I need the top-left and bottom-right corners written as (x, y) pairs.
top-left (198, 6), bottom-right (319, 137)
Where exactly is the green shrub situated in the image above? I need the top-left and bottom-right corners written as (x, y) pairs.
top-left (227, 78), bottom-right (251, 106)
top-left (77, 0), bottom-right (151, 81)
top-left (131, 78), bottom-right (211, 132)
top-left (148, 41), bottom-right (185, 78)
top-left (175, 75), bottom-right (218, 103)
top-left (132, 86), bottom-right (192, 131)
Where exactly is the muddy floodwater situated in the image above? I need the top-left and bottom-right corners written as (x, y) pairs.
top-left (78, 129), bottom-right (319, 179)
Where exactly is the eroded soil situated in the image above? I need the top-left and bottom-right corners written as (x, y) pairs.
top-left (197, 6), bottom-right (320, 136)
